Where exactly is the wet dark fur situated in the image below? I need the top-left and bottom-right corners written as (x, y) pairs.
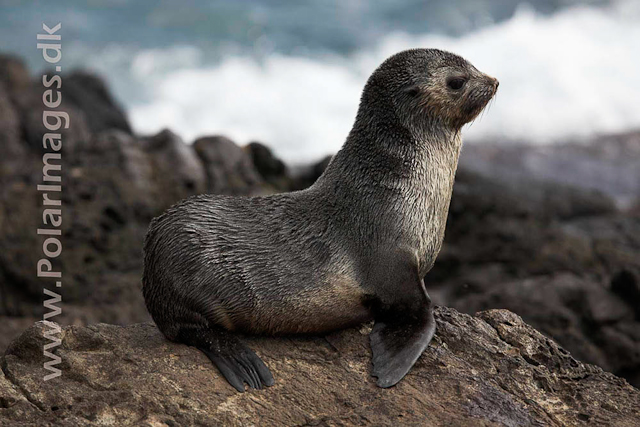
top-left (143, 48), bottom-right (498, 391)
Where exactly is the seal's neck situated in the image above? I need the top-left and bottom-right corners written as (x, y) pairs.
top-left (314, 114), bottom-right (462, 261)
top-left (318, 111), bottom-right (462, 196)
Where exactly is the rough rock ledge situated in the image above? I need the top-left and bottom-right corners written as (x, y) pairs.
top-left (2, 307), bottom-right (639, 426)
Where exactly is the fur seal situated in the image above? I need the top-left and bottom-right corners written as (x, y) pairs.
top-left (143, 48), bottom-right (498, 392)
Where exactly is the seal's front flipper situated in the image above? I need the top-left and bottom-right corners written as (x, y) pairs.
top-left (366, 250), bottom-right (437, 388)
top-left (370, 302), bottom-right (435, 388)
top-left (177, 326), bottom-right (274, 392)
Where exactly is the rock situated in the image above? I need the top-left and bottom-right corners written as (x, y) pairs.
top-left (0, 170), bottom-right (49, 316)
top-left (246, 141), bottom-right (289, 189)
top-left (141, 129), bottom-right (207, 206)
top-left (0, 369), bottom-right (34, 424)
top-left (448, 172), bottom-right (619, 278)
top-left (432, 169), bottom-right (630, 285)
top-left (564, 216), bottom-right (640, 279)
top-left (0, 317), bottom-right (38, 361)
top-left (611, 269), bottom-right (640, 319)
top-left (427, 167), bottom-right (640, 388)
top-left (194, 135), bottom-right (265, 195)
top-left (245, 142), bottom-right (333, 193)
top-left (0, 130), bottom-right (148, 307)
top-left (1, 63), bottom-right (129, 154)
top-left (0, 55), bottom-right (30, 94)
top-left (454, 274), bottom-right (640, 389)
top-left (0, 81), bottom-right (26, 177)
top-left (63, 72), bottom-right (132, 136)
top-left (289, 155), bottom-right (332, 191)
top-left (460, 132), bottom-right (640, 210)
top-left (2, 308), bottom-right (639, 426)
top-left (450, 168), bottom-right (616, 223)
top-left (14, 78), bottom-right (93, 153)
top-left (0, 56), bottom-right (35, 179)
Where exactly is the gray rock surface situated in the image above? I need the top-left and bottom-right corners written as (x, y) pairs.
top-left (246, 141), bottom-right (288, 189)
top-left (194, 135), bottom-right (265, 195)
top-left (455, 274), bottom-right (640, 388)
top-left (2, 308), bottom-right (639, 426)
top-left (426, 166), bottom-right (640, 387)
top-left (460, 133), bottom-right (640, 210)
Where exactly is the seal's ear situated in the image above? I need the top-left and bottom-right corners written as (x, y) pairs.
top-left (403, 85), bottom-right (421, 97)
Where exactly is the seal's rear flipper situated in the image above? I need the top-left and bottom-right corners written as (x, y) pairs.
top-left (370, 303), bottom-right (435, 388)
top-left (177, 326), bottom-right (274, 392)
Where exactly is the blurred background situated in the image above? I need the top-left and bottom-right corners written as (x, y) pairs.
top-left (3, 0), bottom-right (640, 162)
top-left (0, 0), bottom-right (639, 387)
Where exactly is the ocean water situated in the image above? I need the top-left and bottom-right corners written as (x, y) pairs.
top-left (2, 0), bottom-right (639, 163)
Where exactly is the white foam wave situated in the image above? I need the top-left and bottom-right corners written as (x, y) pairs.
top-left (130, 54), bottom-right (364, 162)
top-left (127, 1), bottom-right (640, 163)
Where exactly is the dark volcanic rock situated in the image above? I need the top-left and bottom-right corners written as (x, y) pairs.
top-left (460, 132), bottom-right (640, 209)
top-left (0, 81), bottom-right (25, 176)
top-left (245, 142), bottom-right (333, 193)
top-left (429, 166), bottom-right (640, 387)
top-left (455, 274), bottom-right (640, 384)
top-left (246, 141), bottom-right (288, 184)
top-left (64, 72), bottom-right (132, 135)
top-left (0, 57), bottom-right (94, 153)
top-left (141, 129), bottom-right (207, 205)
top-left (0, 56), bottom-right (34, 178)
top-left (289, 155), bottom-right (333, 191)
top-left (2, 308), bottom-right (639, 426)
top-left (0, 58), bottom-right (129, 154)
top-left (194, 135), bottom-right (265, 195)
top-left (436, 168), bottom-right (631, 283)
top-left (0, 55), bottom-right (30, 94)
top-left (611, 268), bottom-right (640, 319)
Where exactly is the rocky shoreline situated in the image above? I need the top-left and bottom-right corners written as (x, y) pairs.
top-left (1, 54), bottom-right (639, 424)
top-left (3, 309), bottom-right (640, 425)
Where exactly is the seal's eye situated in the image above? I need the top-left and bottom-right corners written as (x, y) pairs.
top-left (447, 77), bottom-right (466, 91)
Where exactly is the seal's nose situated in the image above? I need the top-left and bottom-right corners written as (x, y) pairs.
top-left (484, 76), bottom-right (499, 93)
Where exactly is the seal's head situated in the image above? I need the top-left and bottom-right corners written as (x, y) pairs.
top-left (360, 48), bottom-right (498, 133)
